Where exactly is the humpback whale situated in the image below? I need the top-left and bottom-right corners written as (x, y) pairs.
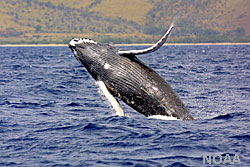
top-left (69, 24), bottom-right (194, 120)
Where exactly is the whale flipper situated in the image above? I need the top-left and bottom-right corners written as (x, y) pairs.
top-left (118, 24), bottom-right (174, 56)
top-left (96, 81), bottom-right (124, 116)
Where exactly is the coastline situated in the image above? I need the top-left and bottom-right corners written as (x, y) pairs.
top-left (0, 43), bottom-right (250, 47)
top-left (116, 42), bottom-right (250, 46)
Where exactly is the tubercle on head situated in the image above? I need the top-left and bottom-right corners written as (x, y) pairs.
top-left (69, 38), bottom-right (97, 47)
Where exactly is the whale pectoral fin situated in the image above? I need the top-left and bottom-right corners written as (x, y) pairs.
top-left (96, 81), bottom-right (124, 116)
top-left (118, 24), bottom-right (174, 56)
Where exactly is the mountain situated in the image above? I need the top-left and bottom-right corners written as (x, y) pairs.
top-left (145, 0), bottom-right (250, 42)
top-left (0, 0), bottom-right (249, 44)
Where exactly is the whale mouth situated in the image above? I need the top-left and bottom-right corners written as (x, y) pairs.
top-left (68, 38), bottom-right (81, 62)
top-left (69, 38), bottom-right (98, 61)
top-left (68, 38), bottom-right (80, 50)
top-left (68, 44), bottom-right (76, 51)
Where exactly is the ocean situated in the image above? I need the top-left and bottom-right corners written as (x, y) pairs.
top-left (0, 45), bottom-right (249, 167)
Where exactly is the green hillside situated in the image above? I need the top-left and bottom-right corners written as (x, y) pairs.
top-left (0, 0), bottom-right (249, 44)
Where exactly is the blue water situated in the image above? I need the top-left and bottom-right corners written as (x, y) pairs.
top-left (0, 45), bottom-right (249, 167)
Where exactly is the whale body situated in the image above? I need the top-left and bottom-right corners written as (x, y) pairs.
top-left (68, 24), bottom-right (194, 120)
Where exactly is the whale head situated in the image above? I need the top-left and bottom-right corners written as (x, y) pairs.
top-left (68, 38), bottom-right (121, 80)
top-left (69, 38), bottom-right (99, 62)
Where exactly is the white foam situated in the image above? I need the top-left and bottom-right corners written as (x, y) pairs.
top-left (148, 115), bottom-right (179, 120)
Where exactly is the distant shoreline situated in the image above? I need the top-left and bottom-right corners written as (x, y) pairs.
top-left (1, 43), bottom-right (250, 47)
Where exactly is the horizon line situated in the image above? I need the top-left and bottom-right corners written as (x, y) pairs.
top-left (1, 42), bottom-right (250, 47)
